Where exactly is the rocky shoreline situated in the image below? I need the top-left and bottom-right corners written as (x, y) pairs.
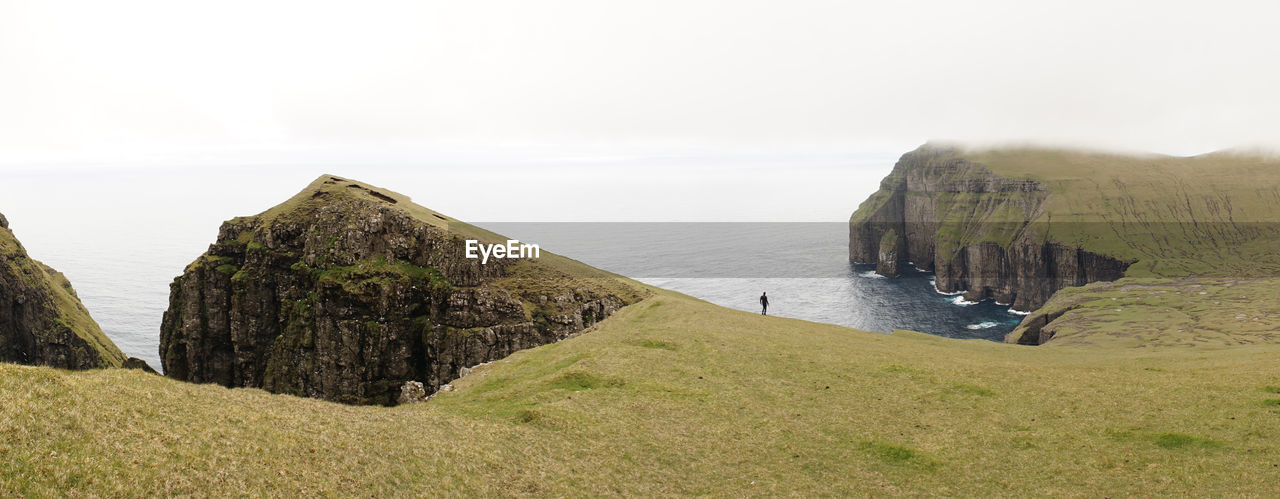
top-left (849, 146), bottom-right (1133, 340)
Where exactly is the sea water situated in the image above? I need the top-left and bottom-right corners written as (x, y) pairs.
top-left (483, 222), bottom-right (1027, 342)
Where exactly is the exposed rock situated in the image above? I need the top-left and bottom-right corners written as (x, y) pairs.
top-left (160, 176), bottom-right (643, 405)
top-left (875, 229), bottom-right (901, 277)
top-left (123, 357), bottom-right (159, 374)
top-left (850, 145), bottom-right (1132, 312)
top-left (398, 380), bottom-right (427, 404)
top-left (0, 211), bottom-right (125, 369)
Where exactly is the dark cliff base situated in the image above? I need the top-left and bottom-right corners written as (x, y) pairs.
top-left (849, 146), bottom-right (1132, 335)
top-left (160, 176), bottom-right (643, 405)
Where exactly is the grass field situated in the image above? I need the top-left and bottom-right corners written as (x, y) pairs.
top-left (4, 287), bottom-right (1279, 495)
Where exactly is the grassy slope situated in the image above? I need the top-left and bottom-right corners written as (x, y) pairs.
top-left (0, 225), bottom-right (124, 367)
top-left (1018, 277), bottom-right (1280, 348)
top-left (4, 289), bottom-right (1280, 496)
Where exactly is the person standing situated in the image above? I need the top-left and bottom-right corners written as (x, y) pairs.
top-left (760, 292), bottom-right (769, 316)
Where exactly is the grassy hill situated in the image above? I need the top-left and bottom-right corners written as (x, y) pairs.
top-left (4, 287), bottom-right (1279, 495)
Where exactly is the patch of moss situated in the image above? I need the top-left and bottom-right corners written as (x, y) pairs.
top-left (310, 257), bottom-right (451, 295)
top-left (1153, 432), bottom-right (1219, 449)
top-left (950, 383), bottom-right (995, 397)
top-left (631, 339), bottom-right (677, 350)
top-left (544, 371), bottom-right (624, 392)
top-left (858, 441), bottom-right (938, 469)
top-left (881, 364), bottom-right (927, 375)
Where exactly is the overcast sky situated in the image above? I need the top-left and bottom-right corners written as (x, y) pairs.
top-left (3, 0), bottom-right (1279, 169)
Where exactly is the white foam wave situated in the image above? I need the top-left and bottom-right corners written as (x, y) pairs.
top-left (858, 271), bottom-right (887, 279)
top-left (1007, 308), bottom-right (1032, 316)
top-left (951, 296), bottom-right (978, 306)
top-left (930, 279), bottom-right (965, 296)
top-left (965, 321), bottom-right (999, 330)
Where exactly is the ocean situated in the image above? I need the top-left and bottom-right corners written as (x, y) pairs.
top-left (484, 222), bottom-right (1027, 342)
top-left (5, 161), bottom-right (1023, 370)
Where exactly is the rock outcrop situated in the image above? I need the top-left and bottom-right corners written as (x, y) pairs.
top-left (123, 357), bottom-right (159, 373)
top-left (160, 176), bottom-right (643, 405)
top-left (397, 380), bottom-right (427, 404)
top-left (0, 211), bottom-right (126, 369)
top-left (849, 146), bottom-right (1133, 313)
top-left (875, 229), bottom-right (901, 277)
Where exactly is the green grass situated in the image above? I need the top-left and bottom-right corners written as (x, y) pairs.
top-left (4, 288), bottom-right (1280, 495)
top-left (630, 338), bottom-right (678, 350)
top-left (307, 256), bottom-right (453, 295)
top-left (859, 441), bottom-right (937, 468)
top-left (1152, 433), bottom-right (1219, 449)
top-left (1009, 276), bottom-right (1280, 347)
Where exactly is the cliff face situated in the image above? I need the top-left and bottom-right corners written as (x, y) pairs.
top-left (160, 176), bottom-right (642, 405)
top-left (849, 146), bottom-right (1132, 312)
top-left (0, 212), bottom-right (126, 369)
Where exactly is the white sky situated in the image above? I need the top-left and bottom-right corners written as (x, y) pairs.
top-left (3, 0), bottom-right (1279, 168)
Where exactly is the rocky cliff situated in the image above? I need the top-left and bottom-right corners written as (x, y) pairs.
top-left (0, 212), bottom-right (126, 369)
top-left (849, 146), bottom-right (1133, 313)
top-left (160, 176), bottom-right (644, 405)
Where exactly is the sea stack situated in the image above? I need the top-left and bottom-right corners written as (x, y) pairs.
top-left (875, 229), bottom-right (901, 277)
top-left (159, 176), bottom-right (642, 405)
top-left (0, 211), bottom-right (126, 369)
